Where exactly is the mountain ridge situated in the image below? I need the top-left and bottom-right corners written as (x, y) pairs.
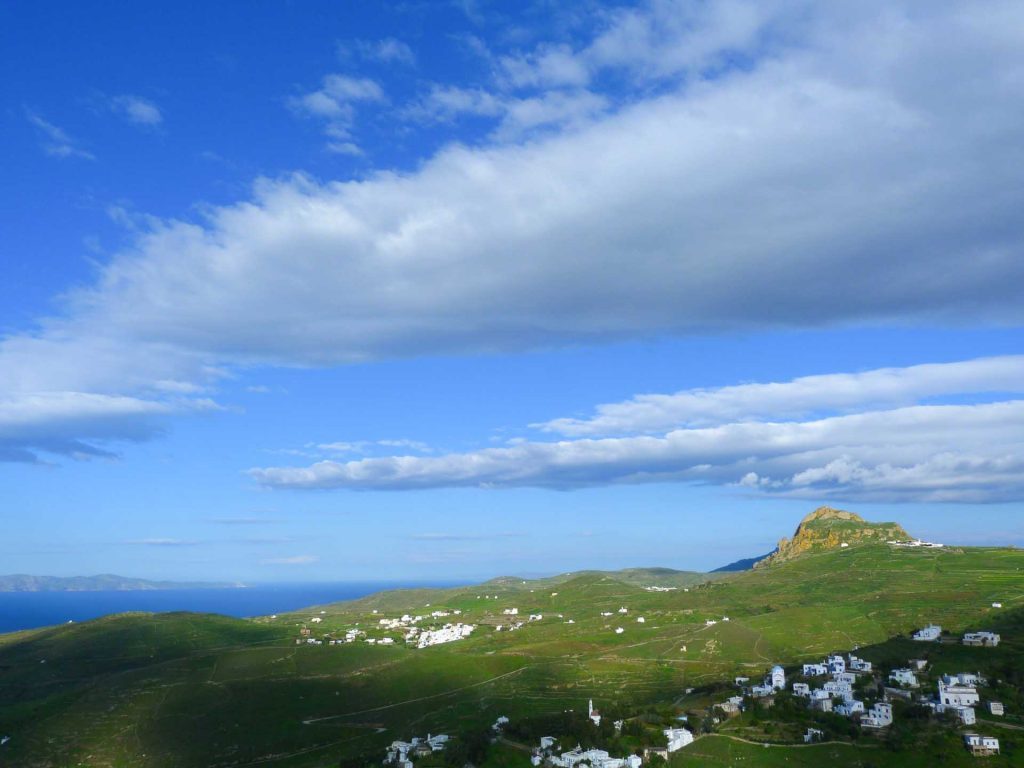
top-left (0, 573), bottom-right (245, 592)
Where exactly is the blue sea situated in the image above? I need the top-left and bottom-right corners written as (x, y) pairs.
top-left (0, 581), bottom-right (466, 634)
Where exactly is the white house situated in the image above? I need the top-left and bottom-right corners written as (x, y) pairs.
top-left (823, 680), bottom-right (853, 697)
top-left (849, 655), bottom-right (873, 672)
top-left (989, 702), bottom-right (1005, 716)
top-left (792, 683), bottom-right (811, 697)
top-left (963, 734), bottom-right (1000, 756)
top-left (889, 668), bottom-right (920, 687)
top-left (827, 655), bottom-right (846, 674)
top-left (770, 665), bottom-right (786, 690)
top-left (588, 699), bottom-right (602, 726)
top-left (944, 672), bottom-right (984, 686)
top-left (663, 727), bottom-right (694, 752)
top-left (614, 627), bottom-right (624, 634)
top-left (804, 728), bottom-right (824, 743)
top-left (936, 704), bottom-right (976, 725)
top-left (636, 617), bottom-right (645, 623)
top-left (912, 624), bottom-right (942, 642)
top-left (803, 663), bottom-right (828, 677)
top-left (835, 700), bottom-right (865, 717)
top-left (962, 631), bottom-right (1000, 647)
top-left (938, 680), bottom-right (980, 707)
top-left (861, 702), bottom-right (893, 728)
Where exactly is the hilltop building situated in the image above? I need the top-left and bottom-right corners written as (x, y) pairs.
top-left (912, 624), bottom-right (942, 642)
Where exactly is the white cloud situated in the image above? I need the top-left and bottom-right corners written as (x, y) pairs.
top-left (126, 538), bottom-right (198, 546)
top-left (343, 37), bottom-right (416, 66)
top-left (25, 110), bottom-right (94, 159)
top-left (111, 95), bottom-right (163, 126)
top-left (260, 554), bottom-right (319, 565)
top-left (317, 439), bottom-right (432, 455)
top-left (250, 400), bottom-right (1024, 502)
top-left (290, 74), bottom-right (385, 152)
top-left (537, 356), bottom-right (1024, 435)
top-left (0, 392), bottom-right (215, 462)
top-left (5, 2), bottom-right (1024, 461)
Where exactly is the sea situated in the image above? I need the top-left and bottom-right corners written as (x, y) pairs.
top-left (0, 581), bottom-right (466, 634)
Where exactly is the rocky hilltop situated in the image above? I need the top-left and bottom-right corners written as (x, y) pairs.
top-left (754, 506), bottom-right (910, 568)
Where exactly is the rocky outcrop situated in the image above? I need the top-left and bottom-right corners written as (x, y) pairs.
top-left (754, 506), bottom-right (910, 568)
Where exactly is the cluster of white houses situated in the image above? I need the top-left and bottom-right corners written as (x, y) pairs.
top-left (528, 707), bottom-right (694, 768)
top-left (888, 538), bottom-right (944, 549)
top-left (384, 734), bottom-right (449, 767)
top-left (911, 624), bottom-right (1001, 647)
top-left (776, 654), bottom-right (895, 728)
top-left (415, 623), bottom-right (476, 648)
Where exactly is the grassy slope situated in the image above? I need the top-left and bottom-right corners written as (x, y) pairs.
top-left (0, 544), bottom-right (1021, 767)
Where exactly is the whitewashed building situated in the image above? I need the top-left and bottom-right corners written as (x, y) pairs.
top-left (912, 624), bottom-right (942, 642)
top-left (664, 727), bottom-right (694, 752)
top-left (962, 631), bottom-right (1000, 647)
top-left (938, 679), bottom-right (980, 707)
top-left (889, 668), bottom-right (920, 688)
top-left (861, 702), bottom-right (893, 728)
top-left (964, 734), bottom-right (1000, 756)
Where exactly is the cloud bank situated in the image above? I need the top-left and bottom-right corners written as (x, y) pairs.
top-left (252, 357), bottom-right (1024, 502)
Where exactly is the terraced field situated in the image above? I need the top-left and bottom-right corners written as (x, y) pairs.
top-left (1, 542), bottom-right (1022, 766)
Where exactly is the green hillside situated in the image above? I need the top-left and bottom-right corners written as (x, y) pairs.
top-left (0, 512), bottom-right (1021, 767)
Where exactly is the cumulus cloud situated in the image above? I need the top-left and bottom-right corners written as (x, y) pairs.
top-left (0, 392), bottom-right (215, 462)
top-left (25, 110), bottom-right (94, 159)
top-left (290, 74), bottom-right (385, 153)
top-left (251, 400), bottom-right (1024, 502)
top-left (5, 1), bottom-right (1024, 461)
top-left (110, 95), bottom-right (163, 126)
top-left (537, 356), bottom-right (1024, 435)
top-left (409, 84), bottom-right (609, 138)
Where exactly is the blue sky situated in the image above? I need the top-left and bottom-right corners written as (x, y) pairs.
top-left (2, 0), bottom-right (1023, 582)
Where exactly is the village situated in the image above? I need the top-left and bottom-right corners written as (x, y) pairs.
top-left (284, 598), bottom-right (1013, 764)
top-left (718, 621), bottom-right (1006, 757)
top-left (383, 701), bottom-right (696, 768)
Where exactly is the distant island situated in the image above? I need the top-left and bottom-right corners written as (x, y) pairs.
top-left (0, 574), bottom-right (245, 592)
